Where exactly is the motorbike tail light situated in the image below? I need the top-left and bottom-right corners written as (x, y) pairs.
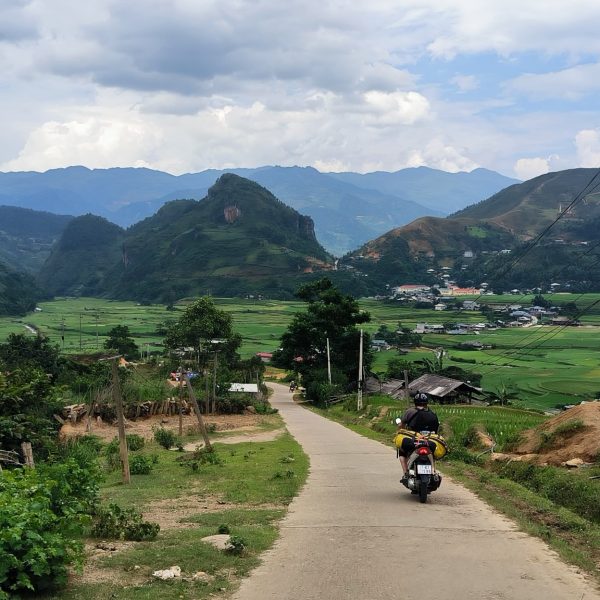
top-left (417, 447), bottom-right (430, 456)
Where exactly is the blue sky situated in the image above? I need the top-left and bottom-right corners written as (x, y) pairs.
top-left (1, 0), bottom-right (599, 179)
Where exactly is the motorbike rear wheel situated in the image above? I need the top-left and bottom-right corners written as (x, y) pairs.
top-left (419, 482), bottom-right (428, 503)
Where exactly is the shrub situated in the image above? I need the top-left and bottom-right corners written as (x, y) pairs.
top-left (225, 535), bottom-right (246, 555)
top-left (126, 434), bottom-right (145, 451)
top-left (217, 523), bottom-right (231, 534)
top-left (193, 447), bottom-right (223, 466)
top-left (104, 437), bottom-right (121, 471)
top-left (153, 426), bottom-right (178, 450)
top-left (129, 454), bottom-right (153, 475)
top-left (91, 503), bottom-right (160, 541)
top-left (0, 468), bottom-right (88, 597)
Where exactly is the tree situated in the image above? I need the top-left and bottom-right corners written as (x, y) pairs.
top-left (489, 381), bottom-right (519, 406)
top-left (273, 278), bottom-right (372, 397)
top-left (163, 297), bottom-right (241, 364)
top-left (104, 325), bottom-right (138, 358)
top-left (0, 333), bottom-right (62, 380)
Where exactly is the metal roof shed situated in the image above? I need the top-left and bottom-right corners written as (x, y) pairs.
top-left (408, 374), bottom-right (481, 404)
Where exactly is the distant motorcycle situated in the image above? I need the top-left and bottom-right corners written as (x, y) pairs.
top-left (394, 419), bottom-right (446, 503)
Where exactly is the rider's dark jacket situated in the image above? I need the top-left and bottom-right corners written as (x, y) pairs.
top-left (401, 407), bottom-right (440, 434)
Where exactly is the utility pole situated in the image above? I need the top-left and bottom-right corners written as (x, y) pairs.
top-left (357, 329), bottom-right (363, 410)
top-left (79, 313), bottom-right (82, 350)
top-left (178, 369), bottom-right (184, 437)
top-left (95, 313), bottom-right (99, 349)
top-left (111, 358), bottom-right (130, 484)
top-left (212, 352), bottom-right (218, 414)
top-left (184, 374), bottom-right (212, 451)
top-left (61, 318), bottom-right (65, 350)
top-left (326, 337), bottom-right (332, 385)
top-left (404, 369), bottom-right (410, 400)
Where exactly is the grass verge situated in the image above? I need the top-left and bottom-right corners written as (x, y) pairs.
top-left (53, 423), bottom-right (308, 600)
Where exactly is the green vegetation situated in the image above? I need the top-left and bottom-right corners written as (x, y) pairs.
top-left (273, 278), bottom-right (372, 403)
top-left (0, 261), bottom-right (39, 316)
top-left (56, 431), bottom-right (308, 599)
top-left (4, 295), bottom-right (600, 410)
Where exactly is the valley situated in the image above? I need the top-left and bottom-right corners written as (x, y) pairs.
top-left (3, 295), bottom-right (600, 412)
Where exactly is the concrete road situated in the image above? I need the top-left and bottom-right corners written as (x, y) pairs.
top-left (232, 383), bottom-right (600, 600)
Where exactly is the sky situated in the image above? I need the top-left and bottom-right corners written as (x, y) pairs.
top-left (1, 0), bottom-right (600, 179)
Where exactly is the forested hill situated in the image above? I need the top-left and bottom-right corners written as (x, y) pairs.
top-left (0, 261), bottom-right (39, 316)
top-left (0, 205), bottom-right (72, 273)
top-left (454, 168), bottom-right (600, 239)
top-left (342, 168), bottom-right (600, 293)
top-left (37, 215), bottom-right (125, 297)
top-left (37, 175), bottom-right (335, 301)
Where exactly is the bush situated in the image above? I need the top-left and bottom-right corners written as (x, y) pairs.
top-left (91, 503), bottom-right (160, 541)
top-left (104, 438), bottom-right (121, 471)
top-left (153, 426), bottom-right (178, 450)
top-left (215, 396), bottom-right (248, 414)
top-left (0, 468), bottom-right (88, 597)
top-left (129, 454), bottom-right (153, 475)
top-left (217, 523), bottom-right (231, 534)
top-left (126, 434), bottom-right (145, 451)
top-left (225, 535), bottom-right (246, 555)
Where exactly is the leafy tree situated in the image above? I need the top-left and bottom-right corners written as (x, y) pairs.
top-left (273, 278), bottom-right (372, 399)
top-left (0, 333), bottom-right (62, 380)
top-left (489, 381), bottom-right (519, 405)
top-left (163, 297), bottom-right (241, 364)
top-left (0, 369), bottom-right (62, 457)
top-left (104, 325), bottom-right (138, 358)
top-left (532, 294), bottom-right (550, 308)
top-left (385, 357), bottom-right (420, 380)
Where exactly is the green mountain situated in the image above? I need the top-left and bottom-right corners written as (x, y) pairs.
top-left (344, 168), bottom-right (600, 292)
top-left (454, 168), bottom-right (600, 240)
top-left (0, 261), bottom-right (39, 316)
top-left (37, 215), bottom-right (125, 297)
top-left (0, 206), bottom-right (72, 273)
top-left (38, 175), bottom-right (333, 301)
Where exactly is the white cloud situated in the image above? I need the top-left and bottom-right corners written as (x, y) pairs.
top-left (513, 157), bottom-right (558, 180)
top-left (363, 91), bottom-right (430, 126)
top-left (406, 139), bottom-right (479, 173)
top-left (575, 129), bottom-right (600, 167)
top-left (2, 117), bottom-right (162, 171)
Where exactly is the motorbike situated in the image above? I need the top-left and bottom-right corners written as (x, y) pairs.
top-left (395, 418), bottom-right (443, 503)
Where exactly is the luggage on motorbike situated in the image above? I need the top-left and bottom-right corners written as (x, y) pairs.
top-left (394, 428), bottom-right (449, 459)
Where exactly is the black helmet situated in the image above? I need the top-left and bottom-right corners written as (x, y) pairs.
top-left (414, 391), bottom-right (429, 405)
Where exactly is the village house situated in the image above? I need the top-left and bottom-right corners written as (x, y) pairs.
top-left (408, 374), bottom-right (481, 404)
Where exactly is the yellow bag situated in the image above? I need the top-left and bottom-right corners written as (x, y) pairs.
top-left (394, 428), bottom-right (449, 459)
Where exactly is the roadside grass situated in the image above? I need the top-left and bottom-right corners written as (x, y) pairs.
top-left (54, 425), bottom-right (308, 600)
top-left (314, 396), bottom-right (600, 584)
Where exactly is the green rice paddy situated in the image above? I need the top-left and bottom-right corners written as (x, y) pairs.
top-left (1, 296), bottom-right (599, 411)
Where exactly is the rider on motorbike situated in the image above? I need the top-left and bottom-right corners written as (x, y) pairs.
top-left (397, 391), bottom-right (439, 482)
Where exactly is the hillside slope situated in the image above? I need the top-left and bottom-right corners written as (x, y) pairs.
top-left (0, 261), bottom-right (39, 315)
top-left (0, 206), bottom-right (72, 273)
top-left (39, 175), bottom-right (334, 301)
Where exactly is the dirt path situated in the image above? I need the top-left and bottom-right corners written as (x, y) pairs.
top-left (232, 383), bottom-right (600, 600)
top-left (180, 428), bottom-right (284, 451)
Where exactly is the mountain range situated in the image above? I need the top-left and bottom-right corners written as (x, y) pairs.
top-left (344, 168), bottom-right (600, 292)
top-left (37, 174), bottom-right (334, 302)
top-left (0, 165), bottom-right (518, 256)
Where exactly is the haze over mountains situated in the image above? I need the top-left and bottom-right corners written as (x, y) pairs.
top-left (0, 165), bottom-right (518, 256)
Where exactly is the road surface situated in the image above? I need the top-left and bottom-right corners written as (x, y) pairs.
top-left (233, 383), bottom-right (599, 600)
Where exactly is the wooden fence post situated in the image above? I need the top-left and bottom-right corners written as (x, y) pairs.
top-left (112, 359), bottom-right (131, 484)
top-left (21, 442), bottom-right (34, 468)
top-left (184, 374), bottom-right (212, 451)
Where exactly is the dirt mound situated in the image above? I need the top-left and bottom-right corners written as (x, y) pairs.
top-left (513, 402), bottom-right (600, 465)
